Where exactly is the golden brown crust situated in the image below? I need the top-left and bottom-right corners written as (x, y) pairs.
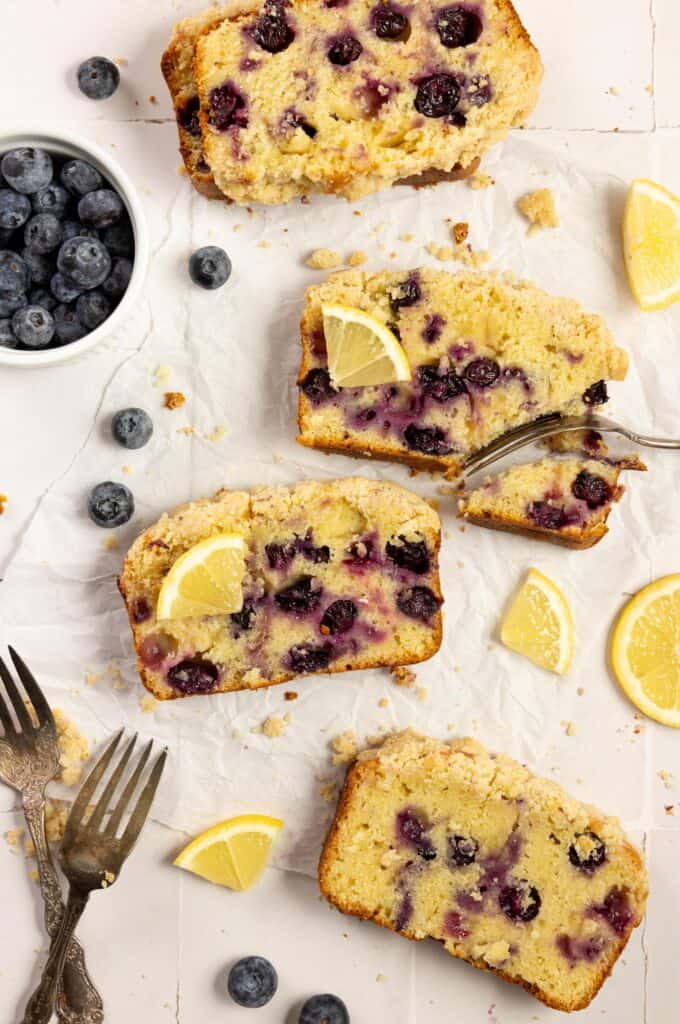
top-left (457, 509), bottom-right (612, 549)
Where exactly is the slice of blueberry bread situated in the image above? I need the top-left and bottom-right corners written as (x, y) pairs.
top-left (458, 455), bottom-right (646, 549)
top-left (193, 0), bottom-right (542, 204)
top-left (161, 5), bottom-right (228, 199)
top-left (319, 730), bottom-right (648, 1012)
top-left (297, 269), bottom-right (629, 477)
top-left (118, 478), bottom-right (443, 700)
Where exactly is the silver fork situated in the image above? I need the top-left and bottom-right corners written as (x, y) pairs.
top-left (0, 648), bottom-right (104, 1024)
top-left (21, 730), bottom-right (167, 1024)
top-left (463, 413), bottom-right (680, 477)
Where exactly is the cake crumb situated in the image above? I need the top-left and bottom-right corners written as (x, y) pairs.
top-left (53, 710), bottom-right (90, 787)
top-left (376, 973), bottom-right (387, 983)
top-left (658, 770), bottom-right (674, 790)
top-left (101, 869), bottom-right (116, 889)
top-left (399, 233), bottom-right (414, 242)
top-left (665, 805), bottom-right (675, 816)
top-left (101, 535), bottom-right (118, 551)
top-left (378, 697), bottom-right (389, 708)
top-left (284, 690), bottom-right (298, 702)
top-left (164, 391), bottom-right (186, 410)
top-left (319, 781), bottom-right (338, 803)
top-left (113, 56), bottom-right (128, 67)
top-left (176, 425), bottom-right (195, 436)
top-left (426, 242), bottom-right (455, 262)
top-left (84, 670), bottom-right (101, 687)
top-left (347, 250), bottom-right (368, 267)
top-left (305, 248), bottom-right (341, 270)
top-left (140, 695), bottom-right (158, 713)
top-left (469, 171), bottom-right (495, 190)
top-left (451, 222), bottom-right (469, 245)
top-left (121, 465), bottom-right (132, 476)
top-left (331, 730), bottom-right (358, 766)
top-left (561, 720), bottom-right (577, 737)
top-left (205, 424), bottom-right (226, 443)
top-left (257, 240), bottom-right (271, 249)
top-left (517, 189), bottom-right (560, 237)
top-left (108, 663), bottom-right (126, 691)
top-left (5, 828), bottom-right (23, 849)
top-left (577, 687), bottom-right (585, 696)
top-left (153, 364), bottom-right (172, 387)
top-left (391, 666), bottom-right (416, 688)
top-left (0, 493), bottom-right (7, 515)
top-left (256, 714), bottom-right (291, 738)
top-left (608, 85), bottom-right (619, 96)
top-left (149, 95), bottom-right (158, 105)
top-left (416, 686), bottom-right (428, 702)
top-left (645, 83), bottom-right (654, 94)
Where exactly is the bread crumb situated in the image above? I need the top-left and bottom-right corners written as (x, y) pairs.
top-left (469, 171), bottom-right (495, 190)
top-left (164, 391), bottom-right (186, 410)
top-left (391, 666), bottom-right (416, 688)
top-left (347, 250), bottom-right (367, 267)
top-left (451, 222), bottom-right (469, 245)
top-left (517, 189), bottom-right (560, 236)
top-left (658, 770), bottom-right (674, 790)
top-left (141, 695), bottom-right (158, 713)
top-left (256, 714), bottom-right (291, 738)
top-left (0, 493), bottom-right (7, 515)
top-left (331, 729), bottom-right (358, 765)
top-left (319, 781), bottom-right (337, 803)
top-left (53, 710), bottom-right (90, 787)
top-left (204, 425), bottom-right (226, 443)
top-left (426, 242), bottom-right (455, 262)
top-left (154, 364), bottom-right (172, 387)
top-left (378, 697), bottom-right (389, 708)
top-left (284, 690), bottom-right (298, 701)
top-left (399, 233), bottom-right (414, 242)
top-left (416, 686), bottom-right (428, 702)
top-left (305, 248), bottom-right (341, 270)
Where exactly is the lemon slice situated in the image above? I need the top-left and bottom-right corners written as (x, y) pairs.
top-left (322, 302), bottom-right (412, 387)
top-left (174, 814), bottom-right (283, 890)
top-left (623, 178), bottom-right (680, 311)
top-left (500, 568), bottom-right (574, 675)
top-left (611, 574), bottom-right (680, 727)
top-left (156, 533), bottom-right (246, 620)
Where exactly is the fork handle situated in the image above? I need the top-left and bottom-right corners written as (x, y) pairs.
top-left (21, 886), bottom-right (90, 1024)
top-left (23, 796), bottom-right (104, 1024)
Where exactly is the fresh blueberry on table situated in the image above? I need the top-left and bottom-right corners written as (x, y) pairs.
top-left (111, 408), bottom-right (154, 450)
top-left (78, 189), bottom-right (123, 229)
top-left (57, 235), bottom-right (111, 289)
top-left (0, 189), bottom-right (31, 230)
top-left (227, 956), bottom-right (278, 1008)
top-left (24, 212), bottom-right (63, 254)
top-left (51, 272), bottom-right (82, 304)
top-left (299, 993), bottom-right (349, 1024)
top-left (189, 246), bottom-right (231, 289)
top-left (60, 159), bottom-right (103, 197)
top-left (76, 290), bottom-right (111, 329)
top-left (1, 148), bottom-right (53, 194)
top-left (88, 481), bottom-right (134, 528)
top-left (77, 57), bottom-right (120, 101)
top-left (12, 305), bottom-right (55, 348)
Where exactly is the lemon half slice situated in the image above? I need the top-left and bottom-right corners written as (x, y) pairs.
top-left (156, 533), bottom-right (246, 620)
top-left (500, 568), bottom-right (574, 675)
top-left (623, 178), bottom-right (680, 311)
top-left (174, 814), bottom-right (283, 890)
top-left (322, 302), bottom-right (412, 387)
top-left (611, 574), bottom-right (680, 727)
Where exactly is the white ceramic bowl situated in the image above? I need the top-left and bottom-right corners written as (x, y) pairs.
top-left (0, 127), bottom-right (149, 368)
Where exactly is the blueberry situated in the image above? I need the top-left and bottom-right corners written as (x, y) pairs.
top-left (582, 379), bottom-right (609, 406)
top-left (101, 257), bottom-right (132, 300)
top-left (287, 642), bottom-right (333, 674)
top-left (396, 585), bottom-right (441, 622)
top-left (386, 536), bottom-right (430, 574)
top-left (464, 358), bottom-right (500, 388)
top-left (447, 834), bottom-right (479, 867)
top-left (275, 575), bottom-right (323, 613)
top-left (396, 807), bottom-right (436, 860)
top-left (403, 423), bottom-right (452, 456)
top-left (422, 313), bottom-right (445, 344)
top-left (589, 886), bottom-right (633, 937)
top-left (527, 501), bottom-right (568, 531)
top-left (57, 236), bottom-right (111, 288)
top-left (188, 246), bottom-right (231, 290)
top-left (299, 993), bottom-right (349, 1024)
top-left (300, 367), bottom-right (337, 405)
top-left (227, 956), bottom-right (278, 1009)
top-left (391, 275), bottom-right (421, 310)
top-left (167, 658), bottom-right (219, 695)
top-left (571, 470), bottom-right (611, 509)
top-left (0, 227), bottom-right (13, 247)
top-left (77, 57), bottom-right (120, 100)
top-left (372, 5), bottom-right (410, 40)
top-left (0, 291), bottom-right (27, 318)
top-left (76, 290), bottom-right (111, 329)
top-left (32, 182), bottom-right (71, 218)
top-left (435, 5), bottom-right (483, 48)
top-left (88, 481), bottom-right (134, 527)
top-left (320, 599), bottom-right (358, 635)
top-left (499, 880), bottom-right (541, 923)
top-left (51, 273), bottom-right (82, 304)
top-left (178, 96), bottom-right (201, 137)
top-left (102, 219), bottom-right (134, 256)
top-left (12, 305), bottom-right (55, 348)
top-left (0, 319), bottom-right (16, 348)
top-left (209, 82), bottom-right (249, 131)
top-left (1, 148), bottom-right (53, 194)
top-left (252, 0), bottom-right (295, 53)
top-left (328, 34), bottom-right (363, 65)
top-left (60, 160), bottom-right (103, 197)
top-left (231, 602), bottom-right (256, 632)
top-left (414, 74), bottom-right (461, 117)
top-left (0, 250), bottom-right (29, 293)
top-left (111, 407), bottom-right (153, 449)
top-left (22, 248), bottom-right (53, 286)
top-left (78, 189), bottom-right (123, 229)
top-left (29, 288), bottom-right (56, 312)
top-left (53, 304), bottom-right (88, 344)
top-left (568, 832), bottom-right (607, 873)
top-left (0, 189), bottom-right (31, 230)
top-left (24, 213), bottom-right (63, 254)
top-left (62, 219), bottom-right (99, 242)
top-left (417, 365), bottom-right (466, 403)
top-left (131, 598), bottom-right (151, 624)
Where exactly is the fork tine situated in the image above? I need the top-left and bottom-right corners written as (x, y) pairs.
top-left (0, 655), bottom-right (34, 733)
top-left (8, 647), bottom-right (55, 731)
top-left (103, 738), bottom-right (154, 837)
top-left (87, 733), bottom-right (138, 832)
top-left (63, 729), bottom-right (124, 844)
top-left (0, 663), bottom-right (18, 736)
top-left (119, 749), bottom-right (167, 855)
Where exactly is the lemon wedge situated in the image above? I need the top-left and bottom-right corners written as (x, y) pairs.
top-left (611, 574), bottom-right (680, 727)
top-left (500, 568), bottom-right (574, 675)
top-left (156, 533), bottom-right (246, 621)
top-left (174, 814), bottom-right (283, 890)
top-left (623, 178), bottom-right (680, 311)
top-left (322, 302), bottom-right (412, 387)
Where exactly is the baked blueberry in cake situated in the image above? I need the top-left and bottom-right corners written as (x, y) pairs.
top-left (459, 454), bottom-right (646, 549)
top-left (189, 0), bottom-right (542, 203)
top-left (118, 478), bottom-right (443, 700)
top-left (297, 269), bottom-right (629, 477)
top-left (319, 730), bottom-right (648, 1011)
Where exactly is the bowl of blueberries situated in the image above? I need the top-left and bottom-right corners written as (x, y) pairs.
top-left (0, 127), bottom-right (148, 366)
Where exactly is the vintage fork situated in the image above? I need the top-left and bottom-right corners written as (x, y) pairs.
top-left (21, 729), bottom-right (167, 1024)
top-left (0, 648), bottom-right (104, 1024)
top-left (463, 413), bottom-right (680, 477)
